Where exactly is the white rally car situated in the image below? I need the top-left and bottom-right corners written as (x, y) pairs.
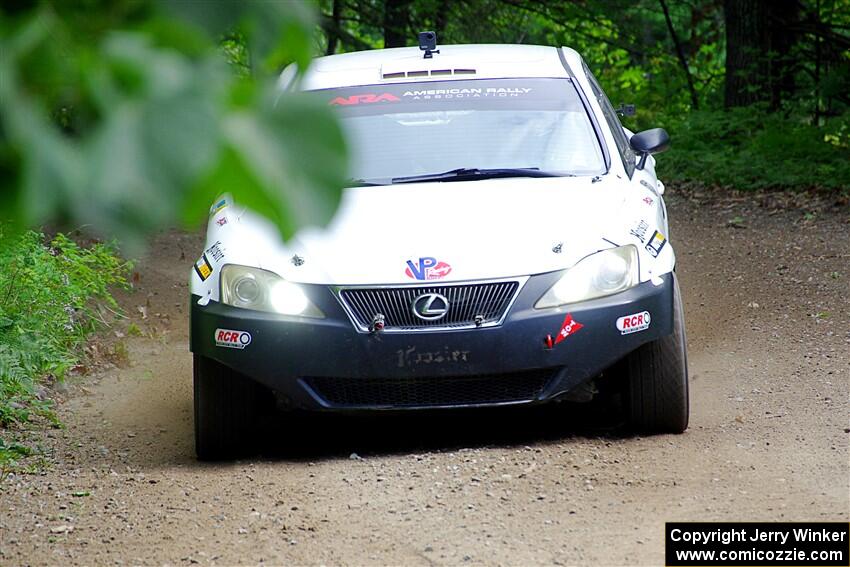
top-left (190, 37), bottom-right (688, 459)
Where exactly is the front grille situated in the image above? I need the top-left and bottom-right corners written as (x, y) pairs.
top-left (305, 368), bottom-right (556, 408)
top-left (339, 280), bottom-right (520, 332)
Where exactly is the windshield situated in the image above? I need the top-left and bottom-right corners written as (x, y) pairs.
top-left (316, 78), bottom-right (606, 184)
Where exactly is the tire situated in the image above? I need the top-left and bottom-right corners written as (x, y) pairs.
top-left (194, 354), bottom-right (270, 460)
top-left (625, 274), bottom-right (689, 433)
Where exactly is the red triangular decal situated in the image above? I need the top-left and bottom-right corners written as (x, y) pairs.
top-left (554, 313), bottom-right (584, 345)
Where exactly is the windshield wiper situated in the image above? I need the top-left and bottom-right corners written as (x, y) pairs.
top-left (391, 167), bottom-right (570, 184)
top-left (348, 178), bottom-right (388, 187)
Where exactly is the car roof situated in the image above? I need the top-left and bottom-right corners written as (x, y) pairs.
top-left (298, 44), bottom-right (576, 90)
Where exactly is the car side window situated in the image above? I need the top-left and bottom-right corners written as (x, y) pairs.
top-left (583, 62), bottom-right (636, 178)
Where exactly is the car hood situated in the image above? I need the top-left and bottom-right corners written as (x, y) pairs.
top-left (271, 176), bottom-right (626, 285)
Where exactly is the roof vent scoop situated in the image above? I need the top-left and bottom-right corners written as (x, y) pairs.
top-left (418, 30), bottom-right (439, 59)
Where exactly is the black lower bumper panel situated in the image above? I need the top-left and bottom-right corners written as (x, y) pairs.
top-left (190, 272), bottom-right (675, 411)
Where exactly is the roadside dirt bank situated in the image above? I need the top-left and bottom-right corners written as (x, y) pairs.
top-left (1, 188), bottom-right (848, 566)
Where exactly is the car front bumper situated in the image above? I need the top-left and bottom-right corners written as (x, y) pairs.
top-left (190, 272), bottom-right (674, 411)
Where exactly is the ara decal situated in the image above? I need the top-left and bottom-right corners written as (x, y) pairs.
top-left (642, 196), bottom-right (654, 206)
top-left (194, 254), bottom-right (213, 281)
top-left (645, 230), bottom-right (667, 257)
top-left (210, 199), bottom-right (227, 216)
top-left (405, 257), bottom-right (452, 280)
top-left (630, 219), bottom-right (650, 243)
top-left (215, 216), bottom-right (228, 226)
top-left (215, 328), bottom-right (252, 349)
top-left (329, 93), bottom-right (401, 106)
top-left (554, 313), bottom-right (584, 345)
top-left (617, 311), bottom-right (651, 335)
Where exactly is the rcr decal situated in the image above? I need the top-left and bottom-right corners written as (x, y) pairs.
top-left (405, 257), bottom-right (452, 280)
top-left (642, 196), bottom-right (654, 206)
top-left (215, 216), bottom-right (228, 226)
top-left (617, 311), bottom-right (651, 335)
top-left (645, 230), bottom-right (667, 257)
top-left (630, 219), bottom-right (649, 243)
top-left (215, 328), bottom-right (252, 349)
top-left (194, 254), bottom-right (213, 281)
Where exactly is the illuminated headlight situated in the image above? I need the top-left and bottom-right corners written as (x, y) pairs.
top-left (221, 265), bottom-right (323, 317)
top-left (535, 245), bottom-right (639, 308)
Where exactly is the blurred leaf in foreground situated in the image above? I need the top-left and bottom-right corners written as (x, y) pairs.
top-left (0, 1), bottom-right (348, 250)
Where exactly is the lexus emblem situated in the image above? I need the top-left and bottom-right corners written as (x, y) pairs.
top-left (411, 292), bottom-right (450, 321)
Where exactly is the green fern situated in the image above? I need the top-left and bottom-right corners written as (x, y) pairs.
top-left (0, 226), bottom-right (130, 439)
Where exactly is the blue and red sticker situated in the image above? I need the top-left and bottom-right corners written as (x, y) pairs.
top-left (405, 257), bottom-right (452, 280)
top-left (210, 198), bottom-right (227, 216)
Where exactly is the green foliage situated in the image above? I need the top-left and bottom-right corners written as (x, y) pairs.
top-left (652, 107), bottom-right (850, 191)
top-left (0, 226), bottom-right (130, 434)
top-left (221, 33), bottom-right (251, 77)
top-left (0, 1), bottom-right (348, 249)
top-left (318, 0), bottom-right (848, 192)
top-left (0, 437), bottom-right (32, 481)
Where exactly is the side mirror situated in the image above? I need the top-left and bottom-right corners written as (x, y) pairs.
top-left (630, 128), bottom-right (670, 170)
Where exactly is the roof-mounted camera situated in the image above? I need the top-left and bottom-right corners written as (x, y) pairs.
top-left (418, 31), bottom-right (439, 59)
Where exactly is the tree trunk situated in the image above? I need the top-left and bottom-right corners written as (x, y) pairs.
top-left (814, 0), bottom-right (821, 123)
top-left (659, 0), bottom-right (699, 110)
top-left (723, 0), bottom-right (798, 108)
top-left (325, 0), bottom-right (341, 55)
top-left (724, 0), bottom-right (769, 107)
top-left (434, 0), bottom-right (450, 38)
top-left (383, 0), bottom-right (411, 48)
top-left (768, 0), bottom-right (799, 109)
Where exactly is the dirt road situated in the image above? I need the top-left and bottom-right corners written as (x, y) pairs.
top-left (1, 189), bottom-right (848, 566)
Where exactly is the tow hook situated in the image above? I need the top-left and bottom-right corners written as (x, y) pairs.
top-left (370, 314), bottom-right (386, 333)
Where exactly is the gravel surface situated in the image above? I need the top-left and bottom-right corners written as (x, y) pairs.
top-left (1, 189), bottom-right (848, 566)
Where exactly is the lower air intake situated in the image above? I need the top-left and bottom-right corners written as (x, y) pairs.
top-left (304, 368), bottom-right (557, 409)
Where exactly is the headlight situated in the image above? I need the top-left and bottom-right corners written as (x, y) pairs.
top-left (535, 245), bottom-right (639, 308)
top-left (221, 265), bottom-right (324, 318)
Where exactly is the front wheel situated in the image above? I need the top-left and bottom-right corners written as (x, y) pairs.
top-left (624, 274), bottom-right (689, 433)
top-left (193, 354), bottom-right (270, 460)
